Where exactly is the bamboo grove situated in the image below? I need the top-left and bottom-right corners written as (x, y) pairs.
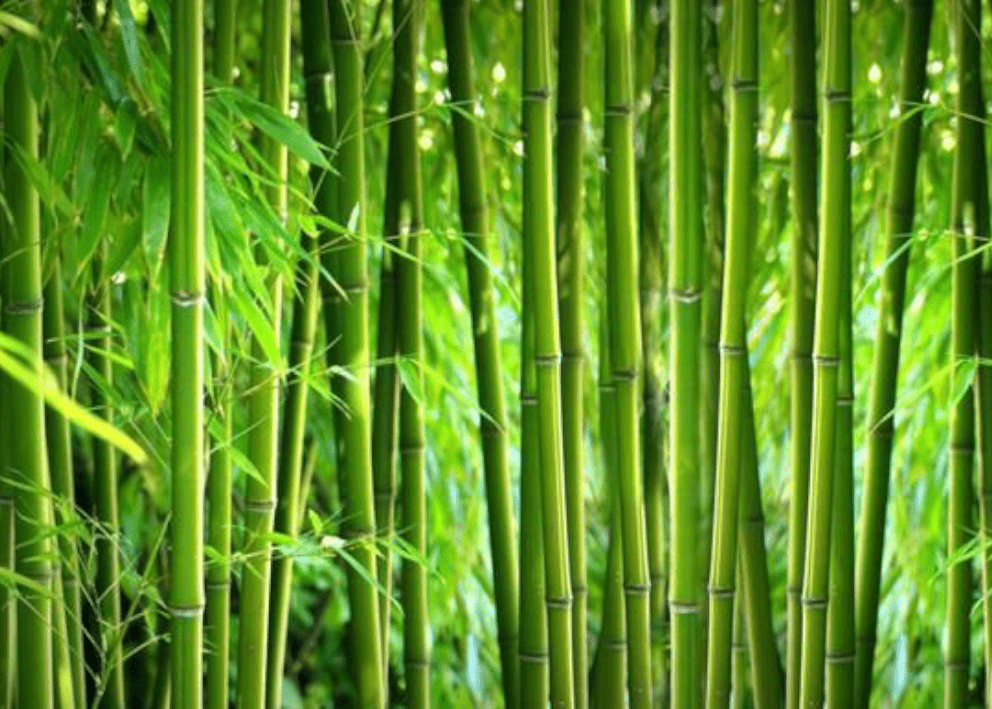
top-left (1, 0), bottom-right (992, 707)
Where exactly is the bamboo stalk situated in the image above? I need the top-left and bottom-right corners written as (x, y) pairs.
top-left (524, 0), bottom-right (575, 706)
top-left (205, 3), bottom-right (236, 708)
top-left (798, 0), bottom-right (850, 703)
top-left (853, 3), bottom-right (932, 704)
top-left (669, 0), bottom-right (704, 704)
top-left (325, 0), bottom-right (386, 703)
top-left (785, 0), bottom-right (817, 703)
top-left (945, 0), bottom-right (981, 704)
top-left (439, 2), bottom-right (520, 702)
top-left (730, 564), bottom-right (749, 709)
top-left (557, 1), bottom-right (586, 704)
top-left (237, 1), bottom-right (291, 707)
top-left (0, 324), bottom-right (12, 709)
top-left (704, 0), bottom-right (758, 702)
top-left (4, 44), bottom-right (55, 709)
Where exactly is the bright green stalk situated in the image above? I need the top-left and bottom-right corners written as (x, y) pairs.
top-left (798, 0), bottom-right (849, 703)
top-left (739, 369), bottom-right (783, 709)
top-left (169, 0), bottom-right (206, 705)
top-left (853, 3), bottom-right (932, 703)
top-left (519, 252), bottom-right (548, 709)
top-left (785, 0), bottom-right (817, 703)
top-left (4, 46), bottom-right (55, 709)
top-left (43, 264), bottom-right (84, 709)
top-left (591, 322), bottom-right (626, 709)
top-left (557, 2), bottom-right (586, 704)
top-left (325, 0), bottom-right (386, 704)
top-left (439, 2), bottom-right (520, 702)
top-left (205, 3), bottom-right (235, 708)
top-left (524, 0), bottom-right (575, 706)
top-left (825, 206), bottom-right (854, 708)
top-left (238, 2), bottom-right (291, 707)
top-left (669, 0), bottom-right (704, 705)
top-left (945, 0), bottom-right (980, 705)
top-left (730, 565), bottom-right (748, 709)
top-left (704, 0), bottom-right (757, 703)
top-left (88, 253), bottom-right (124, 709)
top-left (603, 2), bottom-right (651, 707)
top-left (0, 338), bottom-right (12, 709)
top-left (390, 0), bottom-right (429, 705)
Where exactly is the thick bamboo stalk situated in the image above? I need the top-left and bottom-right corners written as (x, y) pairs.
top-left (43, 263), bottom-right (85, 709)
top-left (438, 3), bottom-right (520, 703)
top-left (704, 0), bottom-right (758, 703)
top-left (237, 2), bottom-right (291, 707)
top-left (852, 3), bottom-right (932, 704)
top-left (557, 2), bottom-right (586, 704)
top-left (4, 46), bottom-right (55, 709)
top-left (785, 0), bottom-right (817, 703)
top-left (325, 0), bottom-right (386, 704)
top-left (798, 0), bottom-right (850, 703)
top-left (668, 0), bottom-right (704, 705)
top-left (523, 1), bottom-right (575, 706)
top-left (945, 0), bottom-right (981, 704)
top-left (205, 3), bottom-right (235, 708)
top-left (603, 1), bottom-right (651, 706)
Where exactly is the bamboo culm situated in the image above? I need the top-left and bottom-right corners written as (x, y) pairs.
top-left (852, 3), bottom-right (932, 704)
top-left (439, 2), bottom-right (521, 702)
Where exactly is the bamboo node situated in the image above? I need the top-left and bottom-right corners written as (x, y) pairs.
top-left (520, 394), bottom-right (538, 405)
top-left (523, 88), bottom-right (552, 101)
top-left (786, 585), bottom-right (802, 598)
top-left (604, 639), bottom-right (628, 650)
top-left (812, 354), bottom-right (840, 367)
top-left (244, 498), bottom-right (277, 513)
top-left (405, 659), bottom-right (430, 668)
top-left (519, 652), bottom-right (548, 664)
top-left (950, 444), bottom-right (975, 455)
top-left (825, 652), bottom-right (855, 664)
top-left (792, 111), bottom-right (816, 125)
top-left (545, 595), bottom-right (572, 608)
top-left (856, 634), bottom-right (877, 645)
top-left (718, 343), bottom-right (746, 357)
top-left (944, 659), bottom-right (969, 670)
top-left (206, 581), bottom-right (231, 591)
top-left (624, 582), bottom-right (651, 597)
top-left (557, 110), bottom-right (582, 124)
top-left (801, 596), bottom-right (827, 609)
top-left (561, 349), bottom-right (585, 363)
top-left (730, 79), bottom-right (757, 93)
top-left (534, 352), bottom-right (562, 367)
top-left (171, 290), bottom-right (205, 307)
top-left (168, 603), bottom-right (206, 619)
top-left (400, 442), bottom-right (426, 455)
top-left (614, 368), bottom-right (638, 382)
top-left (836, 395), bottom-right (855, 407)
top-left (4, 296), bottom-right (43, 315)
top-left (707, 585), bottom-right (735, 600)
top-left (605, 102), bottom-right (634, 116)
top-left (669, 287), bottom-right (702, 303)
top-left (667, 600), bottom-right (700, 615)
top-left (824, 89), bottom-right (852, 103)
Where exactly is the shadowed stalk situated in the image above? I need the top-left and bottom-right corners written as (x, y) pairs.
top-left (438, 2), bottom-right (520, 702)
top-left (704, 0), bottom-right (757, 703)
top-left (785, 0), bottom-right (817, 703)
top-left (237, 1), bottom-right (291, 707)
top-left (730, 565), bottom-right (748, 709)
top-left (0, 293), bottom-right (13, 709)
top-left (668, 0), bottom-right (704, 705)
top-left (523, 0), bottom-right (575, 705)
top-left (798, 0), bottom-right (849, 703)
top-left (557, 1), bottom-right (586, 704)
top-left (852, 2), bottom-right (932, 704)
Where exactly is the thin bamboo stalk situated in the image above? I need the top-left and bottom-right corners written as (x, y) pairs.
top-left (325, 0), bottom-right (386, 703)
top-left (237, 1), bottom-right (291, 707)
top-left (4, 46), bottom-right (55, 709)
top-left (0, 319), bottom-right (12, 709)
top-left (669, 0), bottom-right (704, 704)
top-left (852, 3), bottom-right (932, 704)
top-left (439, 2), bottom-right (520, 702)
top-left (945, 1), bottom-right (981, 705)
top-left (730, 564), bottom-right (749, 709)
top-left (704, 0), bottom-right (758, 702)
top-left (798, 0), bottom-right (850, 703)
top-left (557, 1), bottom-right (586, 704)
top-left (524, 0), bottom-right (575, 705)
top-left (785, 0), bottom-right (818, 703)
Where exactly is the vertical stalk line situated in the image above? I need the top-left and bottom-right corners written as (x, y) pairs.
top-left (390, 0), bottom-right (429, 705)
top-left (519, 214), bottom-right (549, 709)
top-left (238, 1), bottom-right (291, 707)
top-left (556, 1), bottom-right (586, 704)
top-left (852, 2), bottom-right (932, 704)
top-left (5, 43), bottom-right (55, 709)
top-left (524, 0), bottom-right (575, 706)
top-left (590, 321), bottom-right (626, 709)
top-left (668, 0), bottom-right (704, 705)
top-left (945, 0), bottom-right (980, 704)
top-left (785, 0), bottom-right (817, 703)
top-left (639, 12), bottom-right (668, 704)
top-left (798, 0), bottom-right (849, 703)
top-left (438, 2), bottom-right (520, 702)
top-left (0, 190), bottom-right (13, 708)
top-left (704, 0), bottom-right (757, 703)
top-left (168, 0), bottom-right (206, 706)
top-left (825, 174), bottom-right (854, 708)
top-left (44, 261), bottom-right (86, 709)
top-left (739, 366), bottom-right (783, 709)
top-left (603, 0), bottom-right (651, 706)
top-left (326, 0), bottom-right (387, 703)
top-left (205, 2), bottom-right (236, 707)
top-left (730, 564), bottom-right (748, 709)
top-left (88, 249), bottom-right (124, 709)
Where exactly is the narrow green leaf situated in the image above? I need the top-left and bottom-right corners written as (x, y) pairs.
top-left (142, 154), bottom-right (171, 273)
top-left (116, 0), bottom-right (143, 84)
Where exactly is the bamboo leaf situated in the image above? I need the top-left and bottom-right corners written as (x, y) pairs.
top-left (233, 287), bottom-right (283, 373)
top-left (116, 0), bottom-right (143, 85)
top-left (219, 89), bottom-right (330, 169)
top-left (142, 155), bottom-right (171, 273)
